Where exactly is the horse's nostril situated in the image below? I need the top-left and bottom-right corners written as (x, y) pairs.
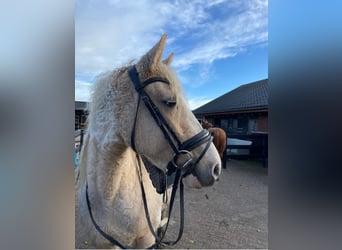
top-left (212, 164), bottom-right (221, 180)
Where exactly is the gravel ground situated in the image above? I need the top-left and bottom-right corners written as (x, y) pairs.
top-left (160, 159), bottom-right (268, 249)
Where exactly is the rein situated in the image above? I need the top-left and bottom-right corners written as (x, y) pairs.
top-left (85, 65), bottom-right (213, 248)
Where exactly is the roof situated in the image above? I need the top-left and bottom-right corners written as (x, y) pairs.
top-left (193, 79), bottom-right (268, 115)
top-left (75, 101), bottom-right (88, 111)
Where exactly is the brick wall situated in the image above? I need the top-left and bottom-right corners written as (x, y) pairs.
top-left (257, 115), bottom-right (268, 132)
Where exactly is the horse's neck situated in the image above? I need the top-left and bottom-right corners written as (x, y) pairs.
top-left (84, 135), bottom-right (138, 203)
top-left (77, 133), bottom-right (162, 248)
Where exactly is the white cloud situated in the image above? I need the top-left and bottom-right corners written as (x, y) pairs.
top-left (76, 0), bottom-right (174, 75)
top-left (75, 0), bottom-right (268, 100)
top-left (172, 0), bottom-right (268, 71)
top-left (75, 80), bottom-right (93, 102)
top-left (76, 0), bottom-right (267, 75)
top-left (187, 97), bottom-right (213, 110)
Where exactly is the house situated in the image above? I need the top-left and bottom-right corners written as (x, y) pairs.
top-left (193, 79), bottom-right (268, 165)
top-left (193, 79), bottom-right (268, 136)
top-left (75, 101), bottom-right (89, 130)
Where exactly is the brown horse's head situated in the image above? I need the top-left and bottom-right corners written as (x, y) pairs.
top-left (202, 120), bottom-right (213, 129)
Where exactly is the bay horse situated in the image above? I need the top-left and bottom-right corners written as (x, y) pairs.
top-left (75, 34), bottom-right (221, 249)
top-left (202, 120), bottom-right (227, 159)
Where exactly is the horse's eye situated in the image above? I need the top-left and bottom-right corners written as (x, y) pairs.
top-left (164, 100), bottom-right (177, 107)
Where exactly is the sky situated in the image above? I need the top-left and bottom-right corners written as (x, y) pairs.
top-left (75, 0), bottom-right (268, 110)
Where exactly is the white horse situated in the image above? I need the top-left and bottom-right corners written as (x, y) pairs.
top-left (75, 34), bottom-right (221, 249)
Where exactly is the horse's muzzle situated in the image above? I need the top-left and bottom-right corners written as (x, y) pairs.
top-left (184, 161), bottom-right (221, 188)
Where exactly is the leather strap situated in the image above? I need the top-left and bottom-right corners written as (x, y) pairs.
top-left (86, 183), bottom-right (127, 249)
top-left (129, 66), bottom-right (181, 153)
top-left (180, 129), bottom-right (211, 151)
top-left (136, 153), bottom-right (186, 247)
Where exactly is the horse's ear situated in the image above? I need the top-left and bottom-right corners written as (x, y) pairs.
top-left (163, 52), bottom-right (174, 65)
top-left (139, 34), bottom-right (167, 70)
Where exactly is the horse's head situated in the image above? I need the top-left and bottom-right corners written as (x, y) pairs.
top-left (125, 34), bottom-right (221, 187)
top-left (202, 120), bottom-right (213, 129)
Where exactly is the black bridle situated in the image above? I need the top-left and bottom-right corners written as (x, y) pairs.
top-left (86, 65), bottom-right (213, 248)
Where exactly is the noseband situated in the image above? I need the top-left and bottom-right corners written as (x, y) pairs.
top-left (129, 65), bottom-right (213, 176)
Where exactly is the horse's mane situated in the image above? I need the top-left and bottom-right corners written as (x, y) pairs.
top-left (76, 65), bottom-right (132, 189)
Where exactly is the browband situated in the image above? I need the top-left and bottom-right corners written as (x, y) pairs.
top-left (128, 66), bottom-right (170, 92)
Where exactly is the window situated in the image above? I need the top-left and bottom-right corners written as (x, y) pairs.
top-left (220, 119), bottom-right (228, 131)
top-left (248, 119), bottom-right (257, 132)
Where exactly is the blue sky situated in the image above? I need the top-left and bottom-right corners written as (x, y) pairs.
top-left (75, 0), bottom-right (268, 109)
